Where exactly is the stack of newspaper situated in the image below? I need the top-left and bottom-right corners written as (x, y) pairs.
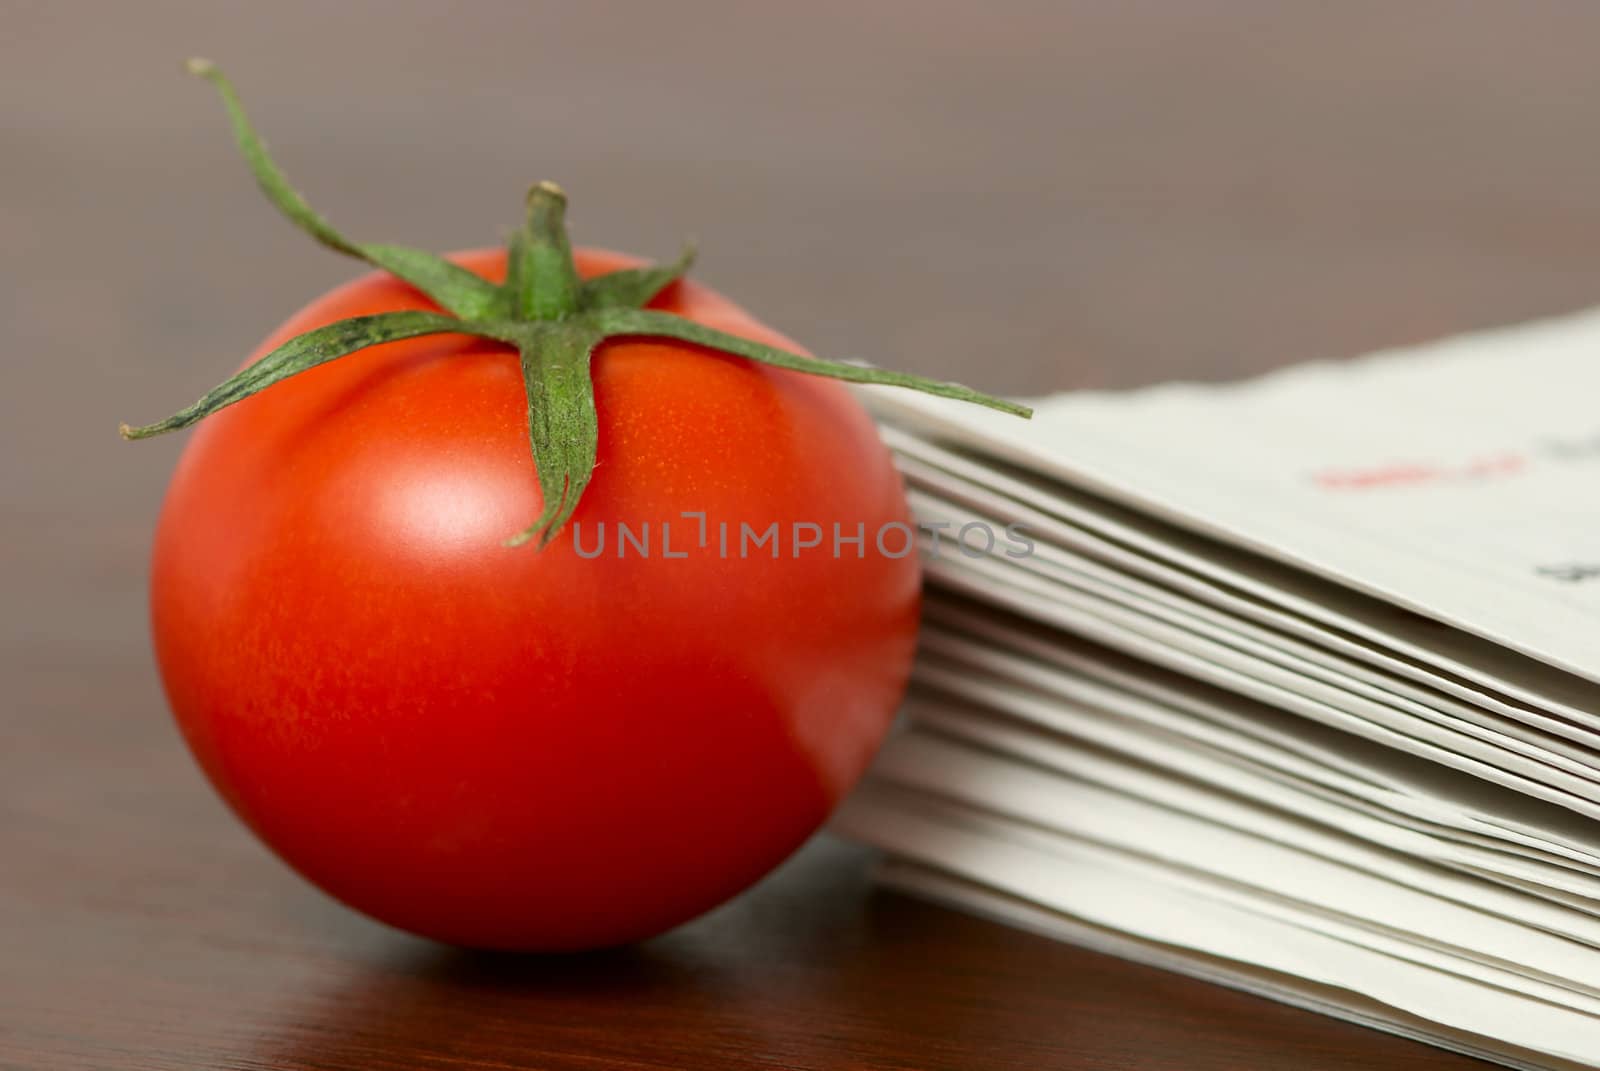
top-left (840, 309), bottom-right (1600, 1070)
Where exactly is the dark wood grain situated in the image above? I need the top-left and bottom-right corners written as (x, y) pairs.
top-left (8, 2), bottom-right (1598, 1067)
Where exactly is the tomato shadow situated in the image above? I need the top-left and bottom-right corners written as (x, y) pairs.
top-left (243, 835), bottom-right (986, 1069)
top-left (242, 831), bottom-right (1365, 1071)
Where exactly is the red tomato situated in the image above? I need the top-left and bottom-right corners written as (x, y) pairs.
top-left (151, 248), bottom-right (920, 950)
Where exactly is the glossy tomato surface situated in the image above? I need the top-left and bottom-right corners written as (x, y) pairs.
top-left (151, 249), bottom-right (920, 949)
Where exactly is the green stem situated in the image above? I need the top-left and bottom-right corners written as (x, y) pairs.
top-left (591, 309), bottom-right (1032, 418)
top-left (185, 58), bottom-right (500, 320)
top-left (580, 240), bottom-right (696, 311)
top-left (119, 311), bottom-right (463, 439)
top-left (508, 182), bottom-right (581, 321)
top-left (124, 60), bottom-right (1033, 550)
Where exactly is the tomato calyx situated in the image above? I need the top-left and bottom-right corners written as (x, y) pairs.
top-left (120, 60), bottom-right (1033, 548)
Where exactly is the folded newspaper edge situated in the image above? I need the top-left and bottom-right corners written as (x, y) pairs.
top-left (845, 306), bottom-right (1600, 1069)
top-left (862, 305), bottom-right (1600, 686)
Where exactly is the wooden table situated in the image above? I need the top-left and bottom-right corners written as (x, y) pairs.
top-left (8, 3), bottom-right (1599, 1067)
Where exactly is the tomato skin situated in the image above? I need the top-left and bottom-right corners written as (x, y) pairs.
top-left (151, 248), bottom-right (920, 950)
